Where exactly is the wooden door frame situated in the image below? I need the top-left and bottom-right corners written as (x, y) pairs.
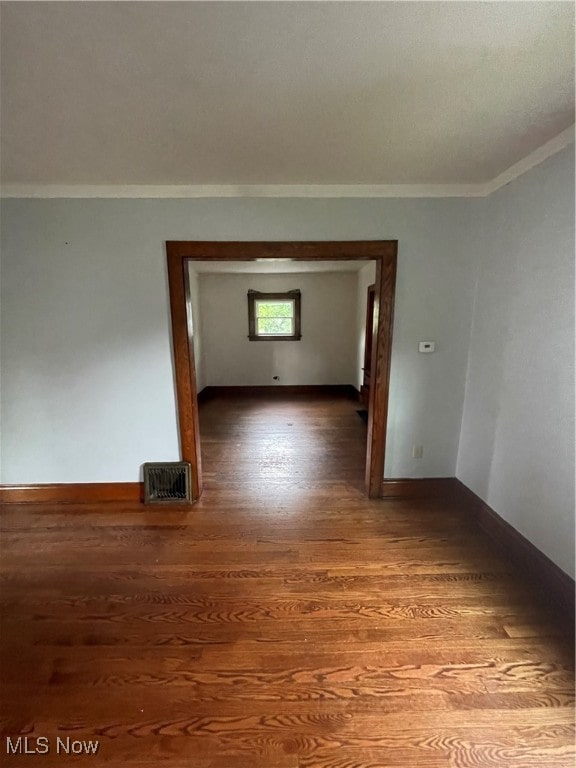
top-left (166, 241), bottom-right (398, 500)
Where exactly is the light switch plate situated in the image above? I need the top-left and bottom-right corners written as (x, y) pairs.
top-left (419, 341), bottom-right (436, 353)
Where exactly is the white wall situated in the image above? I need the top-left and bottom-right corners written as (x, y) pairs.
top-left (187, 265), bottom-right (204, 392)
top-left (356, 262), bottom-right (376, 392)
top-left (0, 206), bottom-right (180, 483)
top-left (457, 145), bottom-right (575, 578)
top-left (199, 272), bottom-right (357, 387)
top-left (0, 196), bottom-right (477, 482)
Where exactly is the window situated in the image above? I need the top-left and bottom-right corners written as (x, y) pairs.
top-left (248, 290), bottom-right (301, 341)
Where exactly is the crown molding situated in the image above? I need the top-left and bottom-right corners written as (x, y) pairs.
top-left (482, 124), bottom-right (575, 196)
top-left (0, 183), bottom-right (484, 199)
top-left (1, 126), bottom-right (573, 200)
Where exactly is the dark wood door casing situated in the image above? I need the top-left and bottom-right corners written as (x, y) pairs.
top-left (166, 241), bottom-right (398, 500)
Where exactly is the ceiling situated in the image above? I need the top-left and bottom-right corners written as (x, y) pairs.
top-left (1, 2), bottom-right (574, 193)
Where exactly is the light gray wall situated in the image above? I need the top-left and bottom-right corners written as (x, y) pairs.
top-left (0, 196), bottom-right (477, 482)
top-left (199, 272), bottom-right (357, 387)
top-left (0, 203), bottom-right (180, 482)
top-left (457, 145), bottom-right (575, 578)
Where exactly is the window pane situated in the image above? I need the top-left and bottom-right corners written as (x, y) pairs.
top-left (256, 301), bottom-right (293, 318)
top-left (257, 317), bottom-right (293, 335)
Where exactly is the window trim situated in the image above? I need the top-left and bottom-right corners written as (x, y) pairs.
top-left (247, 289), bottom-right (302, 341)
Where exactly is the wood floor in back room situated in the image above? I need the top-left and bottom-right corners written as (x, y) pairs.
top-left (1, 393), bottom-right (574, 767)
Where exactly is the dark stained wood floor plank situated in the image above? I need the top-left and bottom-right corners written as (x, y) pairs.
top-left (1, 393), bottom-right (573, 766)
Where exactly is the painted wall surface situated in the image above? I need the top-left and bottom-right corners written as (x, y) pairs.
top-left (0, 206), bottom-right (180, 483)
top-left (457, 145), bottom-right (575, 578)
top-left (356, 262), bottom-right (376, 392)
top-left (199, 272), bottom-right (357, 387)
top-left (0, 196), bottom-right (477, 482)
top-left (187, 265), bottom-right (204, 392)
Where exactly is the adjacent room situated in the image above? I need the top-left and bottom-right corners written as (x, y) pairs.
top-left (188, 259), bottom-right (377, 492)
top-left (0, 2), bottom-right (574, 766)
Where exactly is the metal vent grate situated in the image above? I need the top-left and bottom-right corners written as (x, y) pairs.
top-left (143, 462), bottom-right (192, 504)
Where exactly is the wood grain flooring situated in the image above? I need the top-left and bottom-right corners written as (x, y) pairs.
top-left (0, 394), bottom-right (574, 767)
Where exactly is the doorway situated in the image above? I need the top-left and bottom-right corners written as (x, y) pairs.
top-left (166, 241), bottom-right (397, 500)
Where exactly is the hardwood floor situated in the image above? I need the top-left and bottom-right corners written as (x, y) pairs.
top-left (198, 391), bottom-right (368, 492)
top-left (1, 394), bottom-right (574, 766)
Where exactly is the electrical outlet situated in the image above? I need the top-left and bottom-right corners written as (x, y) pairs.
top-left (412, 445), bottom-right (423, 459)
